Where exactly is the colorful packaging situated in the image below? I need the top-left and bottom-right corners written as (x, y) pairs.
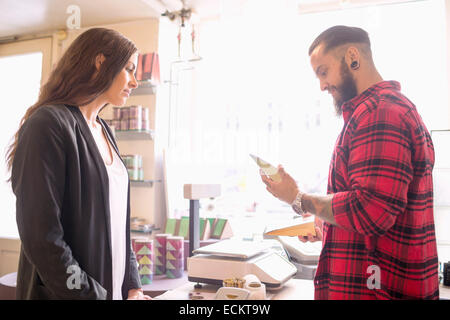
top-left (134, 239), bottom-right (153, 285)
top-left (166, 236), bottom-right (184, 278)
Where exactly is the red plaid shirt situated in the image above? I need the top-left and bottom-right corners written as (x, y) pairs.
top-left (314, 81), bottom-right (439, 299)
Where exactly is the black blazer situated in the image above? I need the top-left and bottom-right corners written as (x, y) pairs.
top-left (11, 104), bottom-right (141, 299)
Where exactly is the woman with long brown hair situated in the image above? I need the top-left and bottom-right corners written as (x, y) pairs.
top-left (7, 27), bottom-right (151, 300)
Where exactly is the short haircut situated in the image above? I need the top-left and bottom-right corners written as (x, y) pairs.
top-left (308, 25), bottom-right (371, 56)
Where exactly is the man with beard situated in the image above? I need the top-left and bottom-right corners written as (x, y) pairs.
top-left (261, 26), bottom-right (439, 299)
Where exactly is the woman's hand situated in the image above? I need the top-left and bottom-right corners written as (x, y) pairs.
top-left (127, 288), bottom-right (152, 300)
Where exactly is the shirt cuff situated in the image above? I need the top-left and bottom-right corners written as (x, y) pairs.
top-left (331, 191), bottom-right (353, 231)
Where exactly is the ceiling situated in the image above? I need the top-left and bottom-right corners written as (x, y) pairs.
top-left (0, 0), bottom-right (222, 39)
top-left (0, 0), bottom-right (416, 39)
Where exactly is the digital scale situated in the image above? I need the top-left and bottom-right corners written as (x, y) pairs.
top-left (187, 239), bottom-right (298, 289)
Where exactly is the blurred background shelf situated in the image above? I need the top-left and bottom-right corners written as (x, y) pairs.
top-left (130, 179), bottom-right (161, 187)
top-left (115, 129), bottom-right (154, 140)
top-left (131, 80), bottom-right (157, 96)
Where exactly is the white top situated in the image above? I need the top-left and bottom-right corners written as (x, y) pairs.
top-left (89, 124), bottom-right (128, 300)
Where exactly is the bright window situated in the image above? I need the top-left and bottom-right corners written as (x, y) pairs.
top-left (0, 52), bottom-right (42, 238)
top-left (159, 0), bottom-right (449, 240)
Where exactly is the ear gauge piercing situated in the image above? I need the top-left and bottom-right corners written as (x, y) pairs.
top-left (351, 61), bottom-right (359, 70)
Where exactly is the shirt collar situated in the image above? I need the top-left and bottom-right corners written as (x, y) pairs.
top-left (341, 80), bottom-right (401, 123)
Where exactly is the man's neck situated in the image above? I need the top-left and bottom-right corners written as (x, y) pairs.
top-left (356, 69), bottom-right (383, 96)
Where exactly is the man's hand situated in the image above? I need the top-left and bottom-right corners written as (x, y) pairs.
top-left (260, 163), bottom-right (335, 233)
top-left (260, 165), bottom-right (299, 204)
top-left (127, 288), bottom-right (152, 300)
top-left (298, 215), bottom-right (323, 243)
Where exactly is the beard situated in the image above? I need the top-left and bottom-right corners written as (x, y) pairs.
top-left (332, 59), bottom-right (358, 116)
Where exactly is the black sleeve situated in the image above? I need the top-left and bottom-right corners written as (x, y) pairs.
top-left (127, 241), bottom-right (142, 292)
top-left (11, 107), bottom-right (107, 299)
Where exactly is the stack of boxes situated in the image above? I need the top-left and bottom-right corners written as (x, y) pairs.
top-left (154, 234), bottom-right (171, 275)
top-left (165, 236), bottom-right (184, 279)
top-left (136, 52), bottom-right (160, 84)
top-left (111, 105), bottom-right (150, 131)
top-left (133, 239), bottom-right (154, 285)
top-left (121, 154), bottom-right (144, 181)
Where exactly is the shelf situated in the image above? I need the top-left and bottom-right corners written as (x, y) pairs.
top-left (130, 225), bottom-right (160, 234)
top-left (115, 130), bottom-right (154, 140)
top-left (131, 80), bottom-right (157, 96)
top-left (130, 179), bottom-right (161, 187)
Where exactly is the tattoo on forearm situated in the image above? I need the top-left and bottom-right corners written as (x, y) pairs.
top-left (302, 193), bottom-right (337, 226)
